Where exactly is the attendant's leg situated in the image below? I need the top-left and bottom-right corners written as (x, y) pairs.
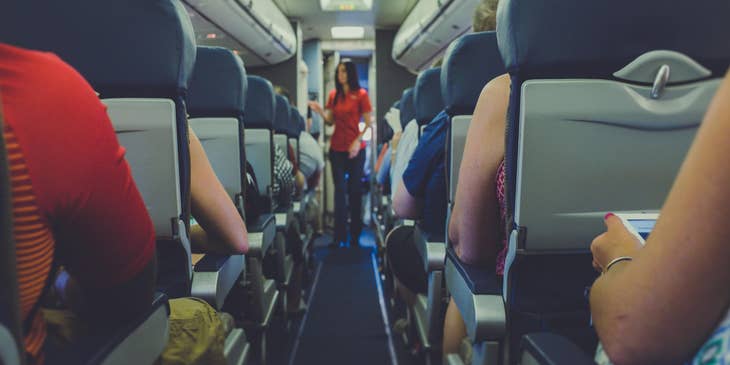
top-left (329, 151), bottom-right (348, 244)
top-left (345, 149), bottom-right (365, 245)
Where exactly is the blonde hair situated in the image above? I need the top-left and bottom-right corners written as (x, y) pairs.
top-left (472, 0), bottom-right (499, 32)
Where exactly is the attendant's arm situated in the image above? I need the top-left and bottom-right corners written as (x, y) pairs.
top-left (448, 74), bottom-right (510, 266)
top-left (393, 181), bottom-right (422, 219)
top-left (590, 72), bottom-right (730, 365)
top-left (347, 111), bottom-right (373, 158)
top-left (190, 128), bottom-right (249, 254)
top-left (308, 101), bottom-right (333, 125)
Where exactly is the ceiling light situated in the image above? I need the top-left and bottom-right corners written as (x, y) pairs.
top-left (206, 33), bottom-right (217, 39)
top-left (320, 0), bottom-right (372, 11)
top-left (331, 26), bottom-right (365, 39)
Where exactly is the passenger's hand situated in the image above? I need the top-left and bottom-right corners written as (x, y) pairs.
top-left (348, 139), bottom-right (360, 159)
top-left (590, 213), bottom-right (644, 272)
top-left (308, 101), bottom-right (323, 115)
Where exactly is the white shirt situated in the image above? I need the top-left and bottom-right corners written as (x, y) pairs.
top-left (390, 119), bottom-right (419, 201)
top-left (298, 131), bottom-right (324, 179)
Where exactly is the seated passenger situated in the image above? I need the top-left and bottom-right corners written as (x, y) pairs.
top-left (589, 71), bottom-right (730, 365)
top-left (442, 0), bottom-right (507, 358)
top-left (1, 43), bottom-right (156, 364)
top-left (298, 130), bottom-right (324, 191)
top-left (189, 127), bottom-right (249, 254)
top-left (388, 109), bottom-right (450, 310)
top-left (390, 110), bottom-right (418, 203)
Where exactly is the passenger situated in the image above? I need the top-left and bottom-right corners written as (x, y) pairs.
top-left (298, 130), bottom-right (324, 192)
top-left (589, 71), bottom-right (730, 365)
top-left (389, 96), bottom-right (418, 203)
top-left (306, 96), bottom-right (322, 141)
top-left (442, 0), bottom-right (506, 359)
top-left (309, 60), bottom-right (373, 247)
top-left (0, 43), bottom-right (156, 364)
top-left (189, 128), bottom-right (249, 254)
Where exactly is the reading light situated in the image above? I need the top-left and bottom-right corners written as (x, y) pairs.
top-left (331, 26), bottom-right (365, 39)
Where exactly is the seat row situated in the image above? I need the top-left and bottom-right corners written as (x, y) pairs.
top-left (375, 0), bottom-right (730, 364)
top-left (0, 1), bottom-right (318, 364)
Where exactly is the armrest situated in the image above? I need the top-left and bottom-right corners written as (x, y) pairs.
top-left (521, 333), bottom-right (596, 365)
top-left (192, 253), bottom-right (245, 309)
top-left (274, 206), bottom-right (293, 231)
top-left (414, 225), bottom-right (446, 272)
top-left (445, 247), bottom-right (505, 342)
top-left (51, 293), bottom-right (170, 365)
top-left (246, 214), bottom-right (276, 257)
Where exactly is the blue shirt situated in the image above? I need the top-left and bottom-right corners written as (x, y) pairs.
top-left (402, 110), bottom-right (449, 239)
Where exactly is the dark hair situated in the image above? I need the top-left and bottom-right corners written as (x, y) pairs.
top-left (333, 60), bottom-right (361, 105)
top-left (274, 85), bottom-right (292, 104)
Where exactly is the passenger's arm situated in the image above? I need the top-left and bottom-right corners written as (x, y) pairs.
top-left (393, 181), bottom-right (423, 219)
top-left (590, 72), bottom-right (730, 365)
top-left (448, 74), bottom-right (510, 265)
top-left (189, 128), bottom-right (248, 254)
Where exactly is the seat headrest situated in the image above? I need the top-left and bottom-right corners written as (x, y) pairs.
top-left (188, 47), bottom-right (247, 118)
top-left (244, 76), bottom-right (276, 129)
top-left (297, 113), bottom-right (306, 135)
top-left (274, 95), bottom-right (291, 134)
top-left (399, 88), bottom-right (416, 129)
top-left (497, 0), bottom-right (730, 81)
top-left (414, 68), bottom-right (444, 125)
top-left (442, 32), bottom-right (505, 116)
top-left (287, 106), bottom-right (302, 138)
top-left (0, 0), bottom-right (196, 98)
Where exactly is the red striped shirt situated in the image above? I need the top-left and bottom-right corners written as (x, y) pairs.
top-left (0, 43), bottom-right (155, 364)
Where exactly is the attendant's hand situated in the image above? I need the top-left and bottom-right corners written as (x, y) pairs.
top-left (348, 139), bottom-right (360, 159)
top-left (590, 213), bottom-right (644, 272)
top-left (308, 101), bottom-right (323, 115)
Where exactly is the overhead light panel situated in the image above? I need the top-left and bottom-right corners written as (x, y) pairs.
top-left (320, 0), bottom-right (372, 11)
top-left (331, 26), bottom-right (365, 39)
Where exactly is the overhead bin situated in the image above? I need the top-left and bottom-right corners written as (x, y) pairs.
top-left (392, 0), bottom-right (480, 72)
top-left (185, 0), bottom-right (296, 65)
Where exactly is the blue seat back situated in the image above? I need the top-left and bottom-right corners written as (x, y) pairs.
top-left (0, 0), bottom-right (196, 299)
top-left (0, 0), bottom-right (195, 228)
top-left (243, 76), bottom-right (276, 208)
top-left (288, 106), bottom-right (303, 139)
top-left (243, 76), bottom-right (276, 130)
top-left (413, 68), bottom-right (444, 126)
top-left (273, 95), bottom-right (291, 135)
top-left (441, 32), bottom-right (505, 202)
top-left (441, 31), bottom-right (505, 117)
top-left (498, 0), bottom-right (730, 359)
top-left (187, 46), bottom-right (248, 203)
top-left (399, 88), bottom-right (416, 130)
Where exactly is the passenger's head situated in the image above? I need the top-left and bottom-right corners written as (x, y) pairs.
top-left (472, 0), bottom-right (499, 32)
top-left (274, 84), bottom-right (292, 104)
top-left (335, 60), bottom-right (361, 91)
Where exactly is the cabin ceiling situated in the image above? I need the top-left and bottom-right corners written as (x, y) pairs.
top-left (274, 0), bottom-right (418, 41)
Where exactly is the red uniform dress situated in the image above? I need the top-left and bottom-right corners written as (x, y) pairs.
top-left (0, 43), bottom-right (155, 364)
top-left (326, 88), bottom-right (372, 152)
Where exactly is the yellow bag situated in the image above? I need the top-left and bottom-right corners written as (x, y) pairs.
top-left (156, 297), bottom-right (227, 365)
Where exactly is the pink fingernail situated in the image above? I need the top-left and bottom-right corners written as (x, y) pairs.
top-left (604, 213), bottom-right (615, 220)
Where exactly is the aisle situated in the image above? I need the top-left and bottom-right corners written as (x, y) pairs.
top-left (290, 231), bottom-right (396, 365)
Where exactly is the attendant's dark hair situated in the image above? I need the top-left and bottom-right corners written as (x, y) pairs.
top-left (334, 60), bottom-right (361, 105)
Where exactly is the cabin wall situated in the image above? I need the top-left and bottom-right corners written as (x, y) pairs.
top-left (375, 29), bottom-right (417, 144)
top-left (303, 40), bottom-right (324, 105)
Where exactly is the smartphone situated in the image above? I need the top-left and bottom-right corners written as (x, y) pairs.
top-left (613, 212), bottom-right (659, 245)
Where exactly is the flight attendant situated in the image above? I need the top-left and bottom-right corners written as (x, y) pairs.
top-left (310, 60), bottom-right (372, 247)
